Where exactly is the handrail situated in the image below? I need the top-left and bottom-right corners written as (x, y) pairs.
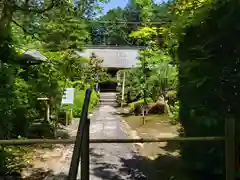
top-left (68, 88), bottom-right (92, 180)
top-left (0, 136), bottom-right (226, 145)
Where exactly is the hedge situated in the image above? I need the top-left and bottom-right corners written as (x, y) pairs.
top-left (177, 1), bottom-right (239, 179)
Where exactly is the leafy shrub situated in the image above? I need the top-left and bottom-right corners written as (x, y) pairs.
top-left (27, 120), bottom-right (55, 138)
top-left (177, 1), bottom-right (239, 179)
top-left (129, 98), bottom-right (153, 115)
top-left (129, 98), bottom-right (153, 111)
top-left (72, 89), bottom-right (86, 117)
top-left (169, 100), bottom-right (179, 124)
top-left (71, 88), bottom-right (99, 118)
top-left (89, 90), bottom-right (99, 112)
top-left (166, 90), bottom-right (177, 106)
top-left (148, 102), bottom-right (165, 114)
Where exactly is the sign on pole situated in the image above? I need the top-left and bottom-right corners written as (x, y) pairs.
top-left (61, 88), bottom-right (75, 105)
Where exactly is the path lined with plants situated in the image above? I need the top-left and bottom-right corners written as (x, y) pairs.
top-left (23, 98), bottom-right (146, 179)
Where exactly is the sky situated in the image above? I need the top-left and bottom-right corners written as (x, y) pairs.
top-left (99, 0), bottom-right (166, 16)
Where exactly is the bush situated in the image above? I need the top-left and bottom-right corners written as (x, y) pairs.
top-left (148, 102), bottom-right (165, 114)
top-left (177, 1), bottom-right (239, 179)
top-left (129, 98), bottom-right (153, 115)
top-left (129, 98), bottom-right (153, 110)
top-left (71, 88), bottom-right (99, 118)
top-left (169, 100), bottom-right (179, 125)
top-left (166, 90), bottom-right (177, 106)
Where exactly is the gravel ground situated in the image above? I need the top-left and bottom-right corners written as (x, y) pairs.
top-left (42, 103), bottom-right (146, 180)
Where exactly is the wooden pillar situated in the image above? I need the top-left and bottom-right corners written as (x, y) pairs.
top-left (117, 71), bottom-right (120, 85)
top-left (81, 118), bottom-right (90, 180)
top-left (121, 71), bottom-right (125, 107)
top-left (225, 117), bottom-right (235, 180)
top-left (66, 105), bottom-right (68, 125)
top-left (46, 102), bottom-right (50, 122)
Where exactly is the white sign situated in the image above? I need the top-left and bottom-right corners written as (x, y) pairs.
top-left (61, 88), bottom-right (75, 105)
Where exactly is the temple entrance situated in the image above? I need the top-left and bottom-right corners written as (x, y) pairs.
top-left (99, 83), bottom-right (117, 92)
top-left (99, 68), bottom-right (118, 92)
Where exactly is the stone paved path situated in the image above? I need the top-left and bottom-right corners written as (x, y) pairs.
top-left (43, 101), bottom-right (146, 179)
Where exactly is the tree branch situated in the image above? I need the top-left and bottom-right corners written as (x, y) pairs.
top-left (12, 19), bottom-right (41, 40)
top-left (14, 0), bottom-right (56, 13)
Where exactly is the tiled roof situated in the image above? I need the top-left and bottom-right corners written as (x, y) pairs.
top-left (76, 47), bottom-right (141, 68)
top-left (16, 50), bottom-right (47, 63)
top-left (23, 50), bottom-right (47, 61)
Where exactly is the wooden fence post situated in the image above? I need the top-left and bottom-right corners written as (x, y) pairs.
top-left (121, 71), bottom-right (125, 107)
top-left (66, 105), bottom-right (69, 126)
top-left (225, 117), bottom-right (235, 180)
top-left (68, 88), bottom-right (92, 180)
top-left (46, 102), bottom-right (50, 122)
top-left (81, 118), bottom-right (90, 180)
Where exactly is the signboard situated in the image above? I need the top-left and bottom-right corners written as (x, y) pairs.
top-left (61, 88), bottom-right (75, 105)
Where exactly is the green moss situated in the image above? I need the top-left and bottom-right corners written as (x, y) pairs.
top-left (129, 98), bottom-right (153, 111)
top-left (167, 90), bottom-right (177, 97)
top-left (71, 88), bottom-right (99, 117)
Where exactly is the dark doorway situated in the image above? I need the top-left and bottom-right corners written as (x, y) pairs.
top-left (99, 68), bottom-right (118, 92)
top-left (99, 82), bottom-right (117, 92)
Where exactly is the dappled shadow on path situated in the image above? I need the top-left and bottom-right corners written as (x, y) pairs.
top-left (90, 147), bottom-right (186, 180)
top-left (120, 154), bottom-right (184, 180)
top-left (5, 147), bottom-right (186, 180)
top-left (18, 148), bottom-right (103, 180)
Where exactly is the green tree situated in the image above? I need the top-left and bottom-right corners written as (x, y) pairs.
top-left (174, 0), bottom-right (238, 179)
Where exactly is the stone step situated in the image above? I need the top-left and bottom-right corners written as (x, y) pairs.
top-left (100, 99), bottom-right (116, 102)
top-left (100, 96), bottom-right (117, 100)
top-left (100, 95), bottom-right (116, 99)
top-left (100, 93), bottom-right (117, 97)
top-left (100, 92), bottom-right (117, 95)
top-left (99, 101), bottom-right (118, 105)
top-left (99, 92), bottom-right (117, 106)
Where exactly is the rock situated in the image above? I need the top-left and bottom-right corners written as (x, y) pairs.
top-left (148, 102), bottom-right (165, 114)
top-left (133, 103), bottom-right (143, 116)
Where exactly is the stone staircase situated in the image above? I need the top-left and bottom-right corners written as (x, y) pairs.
top-left (99, 92), bottom-right (118, 106)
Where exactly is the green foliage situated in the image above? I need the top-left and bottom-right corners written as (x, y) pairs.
top-left (117, 47), bottom-right (178, 104)
top-left (0, 146), bottom-right (31, 175)
top-left (169, 100), bottom-right (180, 124)
top-left (167, 90), bottom-right (177, 97)
top-left (84, 53), bottom-right (109, 88)
top-left (90, 1), bottom-right (171, 46)
top-left (129, 98), bottom-right (153, 111)
top-left (0, 0), bottom-right (104, 175)
top-left (177, 0), bottom-right (238, 178)
top-left (71, 88), bottom-right (99, 117)
top-left (3, 0), bottom-right (233, 179)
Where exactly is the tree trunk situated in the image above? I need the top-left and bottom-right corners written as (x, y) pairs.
top-left (0, 0), bottom-right (14, 65)
top-left (0, 1), bottom-right (14, 41)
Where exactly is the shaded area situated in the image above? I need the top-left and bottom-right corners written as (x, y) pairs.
top-left (90, 146), bottom-right (186, 180)
top-left (15, 145), bottom-right (186, 180)
top-left (27, 119), bottom-right (70, 140)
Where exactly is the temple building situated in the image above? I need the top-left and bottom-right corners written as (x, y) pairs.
top-left (76, 45), bottom-right (143, 92)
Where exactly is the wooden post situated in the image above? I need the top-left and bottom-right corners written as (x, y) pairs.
top-left (121, 71), bottom-right (125, 107)
top-left (69, 107), bottom-right (72, 125)
top-left (68, 88), bottom-right (92, 180)
top-left (46, 102), bottom-right (50, 122)
top-left (225, 117), bottom-right (235, 180)
top-left (142, 105), bottom-right (145, 125)
top-left (81, 118), bottom-right (90, 180)
top-left (65, 105), bottom-right (69, 126)
top-left (142, 51), bottom-right (147, 125)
